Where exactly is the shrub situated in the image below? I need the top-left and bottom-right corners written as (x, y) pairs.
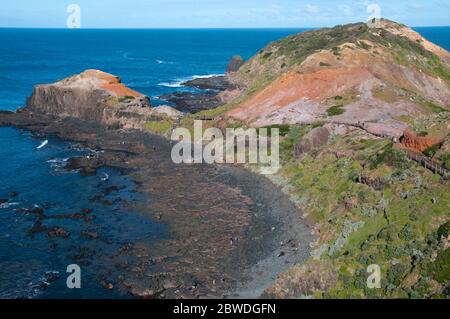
top-left (326, 105), bottom-right (345, 116)
top-left (423, 143), bottom-right (442, 157)
top-left (370, 143), bottom-right (408, 169)
top-left (427, 248), bottom-right (450, 283)
top-left (440, 153), bottom-right (450, 170)
top-left (437, 221), bottom-right (450, 239)
top-left (418, 131), bottom-right (428, 137)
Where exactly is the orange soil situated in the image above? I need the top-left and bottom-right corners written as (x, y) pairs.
top-left (399, 129), bottom-right (440, 153)
top-left (100, 82), bottom-right (142, 97)
top-left (83, 69), bottom-right (143, 97)
top-left (227, 67), bottom-right (372, 122)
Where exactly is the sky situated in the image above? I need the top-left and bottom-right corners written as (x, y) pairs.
top-left (0, 0), bottom-right (449, 28)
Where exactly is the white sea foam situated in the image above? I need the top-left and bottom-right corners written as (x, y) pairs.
top-left (191, 73), bottom-right (224, 79)
top-left (158, 81), bottom-right (184, 88)
top-left (158, 73), bottom-right (224, 88)
top-left (156, 59), bottom-right (173, 65)
top-left (37, 140), bottom-right (48, 149)
top-left (0, 202), bottom-right (19, 209)
top-left (47, 158), bottom-right (69, 169)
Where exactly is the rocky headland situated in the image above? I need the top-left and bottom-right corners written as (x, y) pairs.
top-left (1, 19), bottom-right (449, 299)
top-left (158, 56), bottom-right (244, 113)
top-left (178, 19), bottom-right (449, 298)
top-left (0, 66), bottom-right (310, 299)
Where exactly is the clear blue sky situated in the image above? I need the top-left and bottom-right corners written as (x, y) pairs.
top-left (1, 0), bottom-right (449, 28)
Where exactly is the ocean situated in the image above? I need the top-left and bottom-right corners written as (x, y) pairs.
top-left (0, 27), bottom-right (449, 298)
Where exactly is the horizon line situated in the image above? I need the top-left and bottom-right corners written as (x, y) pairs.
top-left (1, 25), bottom-right (450, 30)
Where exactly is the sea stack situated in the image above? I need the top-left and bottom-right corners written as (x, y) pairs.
top-left (26, 69), bottom-right (151, 123)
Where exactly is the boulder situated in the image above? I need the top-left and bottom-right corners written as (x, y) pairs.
top-left (151, 105), bottom-right (183, 118)
top-left (294, 126), bottom-right (330, 156)
top-left (226, 55), bottom-right (245, 73)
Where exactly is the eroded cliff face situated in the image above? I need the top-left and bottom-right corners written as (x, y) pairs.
top-left (225, 20), bottom-right (450, 128)
top-left (25, 69), bottom-right (174, 128)
top-left (399, 129), bottom-right (440, 153)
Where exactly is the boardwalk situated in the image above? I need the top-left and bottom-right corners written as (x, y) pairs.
top-left (328, 120), bottom-right (448, 178)
top-left (402, 149), bottom-right (449, 178)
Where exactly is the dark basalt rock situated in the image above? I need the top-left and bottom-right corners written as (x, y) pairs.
top-left (47, 227), bottom-right (70, 238)
top-left (161, 72), bottom-right (236, 114)
top-left (0, 199), bottom-right (8, 205)
top-left (182, 75), bottom-right (235, 91)
top-left (65, 156), bottom-right (105, 176)
top-left (27, 220), bottom-right (47, 236)
top-left (160, 91), bottom-right (223, 113)
top-left (226, 55), bottom-right (245, 73)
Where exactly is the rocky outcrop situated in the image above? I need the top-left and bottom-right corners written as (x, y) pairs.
top-left (182, 76), bottom-right (235, 91)
top-left (294, 126), bottom-right (330, 156)
top-left (26, 70), bottom-right (150, 121)
top-left (158, 56), bottom-right (242, 114)
top-left (226, 20), bottom-right (450, 127)
top-left (227, 55), bottom-right (245, 73)
top-left (151, 105), bottom-right (183, 118)
top-left (163, 75), bottom-right (236, 113)
top-left (159, 91), bottom-right (222, 113)
top-left (24, 69), bottom-right (181, 129)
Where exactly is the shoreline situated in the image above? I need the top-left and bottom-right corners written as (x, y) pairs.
top-left (0, 111), bottom-right (312, 298)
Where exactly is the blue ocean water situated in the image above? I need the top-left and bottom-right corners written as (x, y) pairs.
top-left (0, 28), bottom-right (306, 298)
top-left (0, 27), bottom-right (448, 298)
top-left (0, 28), bottom-right (309, 110)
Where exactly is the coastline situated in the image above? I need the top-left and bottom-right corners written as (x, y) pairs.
top-left (0, 111), bottom-right (312, 298)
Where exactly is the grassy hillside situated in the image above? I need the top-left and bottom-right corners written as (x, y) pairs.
top-left (260, 116), bottom-right (449, 298)
top-left (170, 20), bottom-right (450, 298)
top-left (233, 19), bottom-right (450, 103)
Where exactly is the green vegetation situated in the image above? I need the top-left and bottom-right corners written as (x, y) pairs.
top-left (420, 99), bottom-right (448, 114)
top-left (144, 120), bottom-right (173, 136)
top-left (261, 120), bottom-right (449, 298)
top-left (423, 143), bottom-right (442, 158)
top-left (198, 20), bottom-right (450, 298)
top-left (107, 96), bottom-right (120, 106)
top-left (440, 153), bottom-right (450, 170)
top-left (427, 248), bottom-right (450, 284)
top-left (326, 105), bottom-right (345, 116)
top-left (357, 40), bottom-right (371, 50)
top-left (118, 95), bottom-right (135, 103)
top-left (234, 23), bottom-right (372, 102)
top-left (258, 124), bottom-right (291, 137)
top-left (369, 143), bottom-right (409, 169)
top-left (374, 28), bottom-right (450, 82)
top-left (146, 20), bottom-right (450, 299)
top-left (427, 55), bottom-right (450, 82)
